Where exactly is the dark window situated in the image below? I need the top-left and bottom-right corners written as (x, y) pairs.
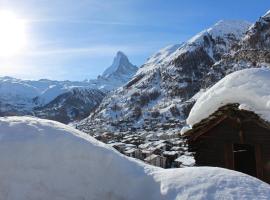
top-left (233, 143), bottom-right (257, 177)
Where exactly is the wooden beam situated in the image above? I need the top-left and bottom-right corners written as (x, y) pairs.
top-left (239, 130), bottom-right (244, 144)
top-left (192, 115), bottom-right (228, 141)
top-left (224, 143), bottom-right (234, 170)
top-left (255, 144), bottom-right (264, 180)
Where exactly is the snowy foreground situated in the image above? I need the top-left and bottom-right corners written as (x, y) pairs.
top-left (0, 117), bottom-right (269, 200)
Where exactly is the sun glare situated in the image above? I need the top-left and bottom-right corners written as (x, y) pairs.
top-left (0, 11), bottom-right (27, 57)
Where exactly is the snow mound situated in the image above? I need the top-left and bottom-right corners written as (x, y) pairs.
top-left (187, 68), bottom-right (270, 126)
top-left (0, 116), bottom-right (269, 200)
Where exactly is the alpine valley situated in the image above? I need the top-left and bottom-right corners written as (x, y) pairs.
top-left (1, 10), bottom-right (270, 136)
top-left (76, 11), bottom-right (270, 136)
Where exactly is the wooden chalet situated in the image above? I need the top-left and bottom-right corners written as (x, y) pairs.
top-left (183, 103), bottom-right (270, 183)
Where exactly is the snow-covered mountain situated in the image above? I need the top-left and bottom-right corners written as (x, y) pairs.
top-left (87, 51), bottom-right (138, 91)
top-left (76, 19), bottom-right (254, 134)
top-left (34, 88), bottom-right (105, 124)
top-left (204, 10), bottom-right (270, 87)
top-left (0, 116), bottom-right (269, 200)
top-left (102, 51), bottom-right (137, 80)
top-left (0, 51), bottom-right (137, 123)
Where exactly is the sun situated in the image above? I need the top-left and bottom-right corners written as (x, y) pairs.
top-left (0, 11), bottom-right (27, 57)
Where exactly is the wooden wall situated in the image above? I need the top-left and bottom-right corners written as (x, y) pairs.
top-left (189, 116), bottom-right (270, 183)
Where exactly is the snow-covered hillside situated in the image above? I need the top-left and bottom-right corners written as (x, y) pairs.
top-left (0, 116), bottom-right (269, 200)
top-left (76, 20), bottom-right (251, 134)
top-left (34, 88), bottom-right (105, 123)
top-left (187, 67), bottom-right (270, 126)
top-left (0, 51), bottom-right (137, 122)
top-left (205, 10), bottom-right (270, 87)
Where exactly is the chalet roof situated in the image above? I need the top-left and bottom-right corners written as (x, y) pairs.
top-left (187, 68), bottom-right (270, 126)
top-left (175, 155), bottom-right (195, 166)
top-left (108, 142), bottom-right (126, 148)
top-left (124, 148), bottom-right (139, 154)
top-left (163, 151), bottom-right (178, 156)
top-left (183, 103), bottom-right (270, 141)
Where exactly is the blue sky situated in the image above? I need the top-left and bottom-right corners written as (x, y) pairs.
top-left (0, 0), bottom-right (269, 81)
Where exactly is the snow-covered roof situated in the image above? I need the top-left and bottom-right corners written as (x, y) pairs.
top-left (144, 154), bottom-right (161, 161)
top-left (0, 116), bottom-right (269, 199)
top-left (187, 68), bottom-right (270, 126)
top-left (163, 151), bottom-right (178, 156)
top-left (124, 148), bottom-right (138, 154)
top-left (175, 155), bottom-right (195, 167)
top-left (108, 142), bottom-right (126, 147)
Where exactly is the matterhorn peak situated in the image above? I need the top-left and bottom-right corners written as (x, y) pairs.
top-left (102, 51), bottom-right (137, 79)
top-left (116, 51), bottom-right (126, 57)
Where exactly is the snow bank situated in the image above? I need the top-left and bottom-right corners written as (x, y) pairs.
top-left (0, 116), bottom-right (269, 200)
top-left (187, 68), bottom-right (270, 126)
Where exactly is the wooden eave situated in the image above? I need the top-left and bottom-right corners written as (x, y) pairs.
top-left (183, 103), bottom-right (270, 141)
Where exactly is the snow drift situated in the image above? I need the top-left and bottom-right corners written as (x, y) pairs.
top-left (187, 67), bottom-right (270, 126)
top-left (0, 116), bottom-right (269, 200)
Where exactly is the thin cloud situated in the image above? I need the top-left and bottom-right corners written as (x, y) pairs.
top-left (27, 18), bottom-right (137, 26)
top-left (22, 44), bottom-right (156, 57)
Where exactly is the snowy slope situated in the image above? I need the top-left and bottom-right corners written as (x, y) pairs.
top-left (76, 20), bottom-right (251, 134)
top-left (0, 116), bottom-right (269, 200)
top-left (137, 44), bottom-right (182, 74)
top-left (34, 88), bottom-right (105, 123)
top-left (241, 9), bottom-right (270, 50)
top-left (187, 67), bottom-right (270, 126)
top-left (165, 20), bottom-right (251, 62)
top-left (204, 9), bottom-right (270, 93)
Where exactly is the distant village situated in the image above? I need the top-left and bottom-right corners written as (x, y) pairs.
top-left (92, 130), bottom-right (195, 168)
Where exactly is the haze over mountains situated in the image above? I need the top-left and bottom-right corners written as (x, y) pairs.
top-left (0, 51), bottom-right (137, 123)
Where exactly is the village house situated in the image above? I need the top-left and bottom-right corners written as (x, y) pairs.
top-left (182, 68), bottom-right (270, 183)
top-left (95, 128), bottom-right (188, 168)
top-left (108, 142), bottom-right (126, 153)
top-left (144, 154), bottom-right (166, 168)
top-left (124, 148), bottom-right (143, 160)
top-left (184, 104), bottom-right (270, 183)
top-left (162, 151), bottom-right (179, 168)
top-left (174, 154), bottom-right (195, 168)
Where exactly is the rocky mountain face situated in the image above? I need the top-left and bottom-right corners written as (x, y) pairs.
top-left (87, 51), bottom-right (138, 91)
top-left (204, 11), bottom-right (270, 87)
top-left (102, 51), bottom-right (138, 81)
top-left (0, 52), bottom-right (137, 123)
top-left (34, 88), bottom-right (105, 124)
top-left (76, 20), bottom-right (253, 134)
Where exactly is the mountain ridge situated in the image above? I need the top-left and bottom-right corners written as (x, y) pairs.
top-left (76, 19), bottom-right (259, 135)
top-left (0, 51), bottom-right (137, 123)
